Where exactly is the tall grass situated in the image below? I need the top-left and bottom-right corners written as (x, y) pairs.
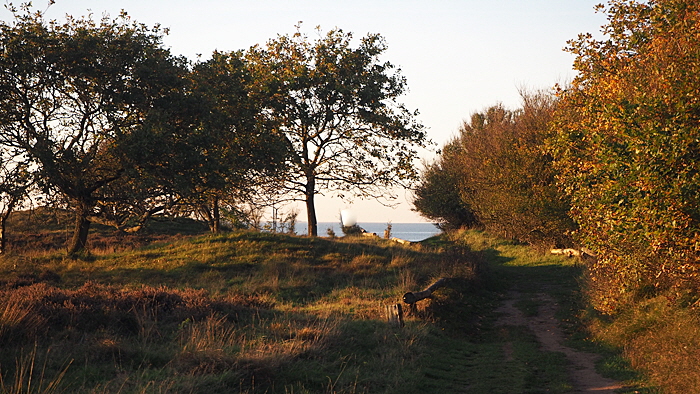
top-left (0, 229), bottom-right (481, 393)
top-left (589, 296), bottom-right (700, 393)
top-left (0, 345), bottom-right (71, 394)
top-left (0, 294), bottom-right (41, 343)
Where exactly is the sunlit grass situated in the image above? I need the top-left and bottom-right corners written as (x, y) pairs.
top-left (0, 228), bottom-right (481, 393)
top-left (588, 295), bottom-right (700, 393)
top-left (5, 227), bottom-right (658, 393)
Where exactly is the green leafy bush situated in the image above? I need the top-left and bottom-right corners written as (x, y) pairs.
top-left (415, 92), bottom-right (574, 246)
top-left (550, 0), bottom-right (700, 313)
top-left (412, 140), bottom-right (478, 230)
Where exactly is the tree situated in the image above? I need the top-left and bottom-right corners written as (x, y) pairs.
top-left (245, 26), bottom-right (428, 236)
top-left (186, 51), bottom-right (288, 233)
top-left (0, 150), bottom-right (33, 254)
top-left (456, 94), bottom-right (573, 246)
top-left (0, 8), bottom-right (189, 256)
top-left (416, 92), bottom-right (573, 245)
top-left (412, 141), bottom-right (478, 230)
top-left (550, 0), bottom-right (700, 312)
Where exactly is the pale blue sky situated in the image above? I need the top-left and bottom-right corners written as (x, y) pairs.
top-left (1, 1), bottom-right (607, 223)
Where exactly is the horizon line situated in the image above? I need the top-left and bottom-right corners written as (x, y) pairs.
top-left (296, 221), bottom-right (436, 224)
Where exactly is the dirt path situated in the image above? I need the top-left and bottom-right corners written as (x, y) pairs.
top-left (495, 291), bottom-right (625, 393)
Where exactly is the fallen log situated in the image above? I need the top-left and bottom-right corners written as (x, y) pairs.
top-left (550, 248), bottom-right (597, 258)
top-left (402, 278), bottom-right (449, 304)
top-left (550, 248), bottom-right (581, 257)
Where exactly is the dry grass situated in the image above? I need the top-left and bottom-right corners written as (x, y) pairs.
top-left (589, 296), bottom-right (700, 393)
top-left (0, 345), bottom-right (71, 394)
top-left (0, 294), bottom-right (43, 343)
top-left (176, 312), bottom-right (338, 373)
top-left (0, 229), bottom-right (483, 393)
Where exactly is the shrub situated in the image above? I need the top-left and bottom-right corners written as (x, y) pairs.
top-left (550, 0), bottom-right (700, 312)
top-left (412, 141), bottom-right (479, 230)
top-left (341, 224), bottom-right (363, 236)
top-left (415, 91), bottom-right (575, 246)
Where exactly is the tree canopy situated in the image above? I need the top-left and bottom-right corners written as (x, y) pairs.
top-left (414, 92), bottom-right (573, 246)
top-left (182, 51), bottom-right (288, 233)
top-left (550, 0), bottom-right (700, 312)
top-left (0, 8), bottom-right (189, 255)
top-left (245, 27), bottom-right (428, 236)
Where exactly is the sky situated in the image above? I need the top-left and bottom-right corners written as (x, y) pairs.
top-left (1, 1), bottom-right (608, 224)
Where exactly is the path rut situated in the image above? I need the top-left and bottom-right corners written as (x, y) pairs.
top-left (495, 291), bottom-right (624, 393)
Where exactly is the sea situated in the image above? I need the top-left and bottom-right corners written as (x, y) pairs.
top-left (296, 222), bottom-right (441, 242)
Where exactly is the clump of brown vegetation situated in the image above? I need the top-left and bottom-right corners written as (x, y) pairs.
top-left (0, 282), bottom-right (270, 344)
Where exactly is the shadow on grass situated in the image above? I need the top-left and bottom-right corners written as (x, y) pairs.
top-left (471, 244), bottom-right (583, 296)
top-left (35, 231), bottom-right (474, 303)
top-left (412, 238), bottom-right (588, 394)
top-left (0, 280), bottom-right (426, 394)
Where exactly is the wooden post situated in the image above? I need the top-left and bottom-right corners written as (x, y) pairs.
top-left (384, 303), bottom-right (404, 327)
top-left (402, 278), bottom-right (449, 304)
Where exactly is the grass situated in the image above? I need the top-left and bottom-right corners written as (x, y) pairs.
top-left (0, 220), bottom-right (663, 393)
top-left (441, 229), bottom-right (658, 394)
top-left (0, 345), bottom-right (72, 394)
top-left (0, 225), bottom-right (483, 393)
top-left (586, 295), bottom-right (700, 393)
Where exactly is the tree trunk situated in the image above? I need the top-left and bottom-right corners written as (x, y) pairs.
top-left (305, 178), bottom-right (318, 236)
top-left (210, 196), bottom-right (221, 234)
top-left (200, 197), bottom-right (221, 234)
top-left (402, 278), bottom-right (450, 304)
top-left (67, 203), bottom-right (92, 257)
top-left (0, 198), bottom-right (17, 255)
top-left (0, 216), bottom-right (7, 255)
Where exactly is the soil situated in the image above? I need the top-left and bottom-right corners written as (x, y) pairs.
top-left (495, 291), bottom-right (625, 393)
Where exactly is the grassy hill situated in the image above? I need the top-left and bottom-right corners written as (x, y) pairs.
top-left (0, 221), bottom-right (483, 393)
top-left (0, 220), bottom-right (656, 393)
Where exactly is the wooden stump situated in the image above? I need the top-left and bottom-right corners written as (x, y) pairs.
top-left (384, 303), bottom-right (404, 327)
